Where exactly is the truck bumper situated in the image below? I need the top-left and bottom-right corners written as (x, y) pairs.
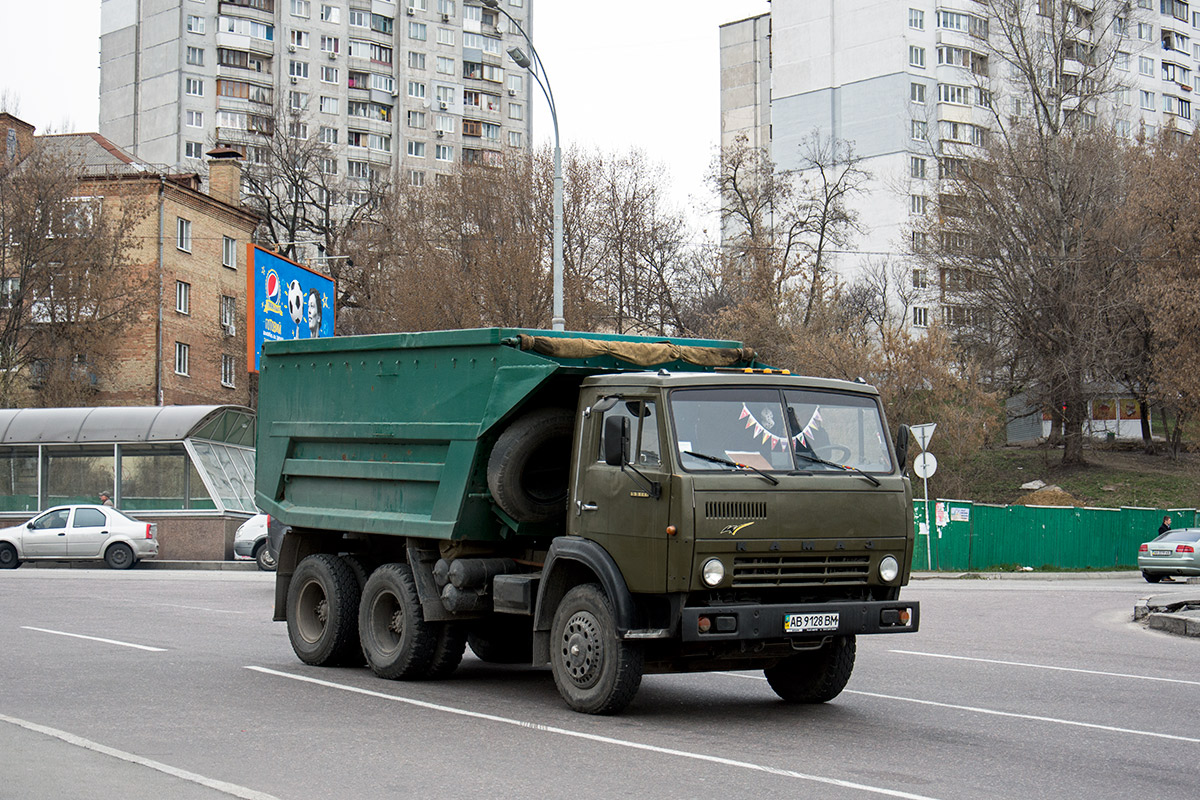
top-left (679, 599), bottom-right (919, 643)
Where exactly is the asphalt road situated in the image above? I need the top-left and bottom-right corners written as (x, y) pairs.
top-left (1, 570), bottom-right (1196, 800)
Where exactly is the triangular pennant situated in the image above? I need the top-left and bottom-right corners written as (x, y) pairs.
top-left (754, 424), bottom-right (763, 437)
top-left (739, 406), bottom-right (749, 420)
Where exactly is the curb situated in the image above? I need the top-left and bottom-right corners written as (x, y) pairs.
top-left (26, 560), bottom-right (262, 572)
top-left (911, 571), bottom-right (1145, 581)
top-left (1133, 592), bottom-right (1200, 638)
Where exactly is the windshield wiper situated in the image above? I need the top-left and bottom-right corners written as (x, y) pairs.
top-left (684, 450), bottom-right (779, 486)
top-left (792, 452), bottom-right (881, 487)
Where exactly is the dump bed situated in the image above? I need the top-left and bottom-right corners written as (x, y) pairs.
top-left (254, 327), bottom-right (759, 542)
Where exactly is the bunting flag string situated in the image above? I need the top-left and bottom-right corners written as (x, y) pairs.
top-left (736, 403), bottom-right (825, 452)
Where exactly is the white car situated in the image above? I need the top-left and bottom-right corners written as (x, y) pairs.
top-left (233, 513), bottom-right (281, 571)
top-left (0, 505), bottom-right (158, 570)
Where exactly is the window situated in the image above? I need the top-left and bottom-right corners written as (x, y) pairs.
top-left (320, 35), bottom-right (340, 53)
top-left (1116, 51), bottom-right (1130, 71)
top-left (481, 122), bottom-right (500, 140)
top-left (348, 160), bottom-right (370, 179)
top-left (185, 79), bottom-right (204, 99)
top-left (408, 80), bottom-right (426, 98)
top-left (185, 141), bottom-right (204, 159)
top-left (438, 28), bottom-right (455, 45)
top-left (219, 16), bottom-right (275, 41)
top-left (909, 8), bottom-right (924, 29)
top-left (371, 14), bottom-right (393, 34)
top-left (370, 43), bottom-right (393, 64)
top-left (507, 102), bottom-right (522, 120)
top-left (220, 295), bottom-right (237, 330)
top-left (291, 0), bottom-right (311, 17)
top-left (1139, 22), bottom-right (1154, 41)
top-left (464, 4), bottom-right (481, 21)
top-left (176, 218), bottom-right (192, 252)
top-left (939, 157), bottom-right (969, 179)
top-left (320, 96), bottom-right (339, 113)
top-left (409, 51), bottom-right (426, 69)
top-left (463, 60), bottom-right (483, 79)
top-left (223, 237), bottom-right (236, 268)
top-left (176, 281), bottom-right (191, 314)
top-left (371, 74), bottom-right (395, 93)
top-left (910, 156), bottom-right (927, 179)
top-left (409, 0), bottom-right (428, 10)
top-left (222, 355), bottom-right (236, 388)
top-left (1165, 94), bottom-right (1192, 118)
top-left (321, 4), bottom-right (340, 23)
top-left (289, 120), bottom-right (309, 138)
top-left (408, 140), bottom-right (426, 157)
top-left (1140, 56), bottom-right (1155, 75)
top-left (437, 56), bottom-right (455, 74)
top-left (435, 144), bottom-right (453, 161)
top-left (1114, 16), bottom-right (1127, 36)
top-left (289, 91), bottom-right (308, 110)
top-left (319, 126), bottom-right (338, 144)
top-left (435, 114), bottom-right (454, 132)
top-left (439, 0), bottom-right (457, 14)
top-left (938, 83), bottom-right (969, 105)
top-left (348, 130), bottom-right (367, 147)
top-left (349, 9), bottom-right (367, 26)
top-left (910, 194), bottom-right (926, 214)
top-left (290, 60), bottom-right (309, 78)
top-left (912, 269), bottom-right (927, 289)
top-left (909, 46), bottom-right (926, 68)
top-left (175, 343), bottom-right (190, 376)
top-left (911, 119), bottom-right (927, 139)
top-left (912, 307), bottom-right (929, 328)
top-left (462, 119), bottom-right (481, 137)
top-left (410, 170), bottom-right (426, 187)
top-left (408, 110), bottom-right (426, 128)
top-left (319, 156), bottom-right (337, 174)
top-left (1116, 118), bottom-right (1133, 138)
top-left (508, 74), bottom-right (523, 93)
top-left (911, 82), bottom-right (926, 103)
top-left (508, 130), bottom-right (522, 147)
top-left (186, 15), bottom-right (205, 34)
top-left (369, 133), bottom-right (391, 152)
top-left (291, 30), bottom-right (310, 48)
top-left (321, 65), bottom-right (338, 83)
top-left (410, 21), bottom-right (427, 40)
top-left (186, 46), bottom-right (204, 66)
top-left (1142, 89), bottom-right (1156, 109)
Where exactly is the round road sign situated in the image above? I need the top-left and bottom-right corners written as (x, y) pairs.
top-left (913, 452), bottom-right (938, 479)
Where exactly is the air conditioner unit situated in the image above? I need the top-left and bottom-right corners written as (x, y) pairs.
top-left (507, 88), bottom-right (516, 96)
top-left (288, 44), bottom-right (296, 53)
top-left (391, 90), bottom-right (400, 98)
top-left (436, 130), bottom-right (444, 137)
top-left (290, 76), bottom-right (298, 84)
top-left (406, 7), bottom-right (415, 15)
top-left (439, 100), bottom-right (448, 109)
top-left (223, 323), bottom-right (236, 337)
top-left (328, 52), bottom-right (337, 60)
top-left (442, 13), bottom-right (450, 21)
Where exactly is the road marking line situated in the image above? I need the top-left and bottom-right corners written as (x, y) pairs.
top-left (156, 603), bottom-right (247, 614)
top-left (0, 713), bottom-right (280, 800)
top-left (722, 674), bottom-right (1200, 743)
top-left (888, 649), bottom-right (1200, 688)
top-left (246, 666), bottom-right (944, 800)
top-left (21, 626), bottom-right (167, 652)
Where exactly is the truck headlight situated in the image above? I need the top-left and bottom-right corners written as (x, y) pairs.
top-left (701, 558), bottom-right (725, 587)
top-left (879, 555), bottom-right (899, 582)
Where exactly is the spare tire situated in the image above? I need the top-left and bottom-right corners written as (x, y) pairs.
top-left (487, 407), bottom-right (575, 523)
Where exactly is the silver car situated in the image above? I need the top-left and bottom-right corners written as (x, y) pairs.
top-left (0, 505), bottom-right (158, 570)
top-left (1138, 528), bottom-right (1200, 582)
top-left (233, 513), bottom-right (284, 571)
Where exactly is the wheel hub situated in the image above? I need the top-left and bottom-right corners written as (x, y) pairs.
top-left (316, 598), bottom-right (329, 625)
top-left (389, 610), bottom-right (405, 636)
top-left (560, 611), bottom-right (602, 687)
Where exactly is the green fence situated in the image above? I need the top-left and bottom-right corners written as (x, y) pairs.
top-left (912, 501), bottom-right (1197, 571)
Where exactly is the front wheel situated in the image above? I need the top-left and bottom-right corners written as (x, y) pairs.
top-left (764, 635), bottom-right (856, 703)
top-left (549, 584), bottom-right (643, 715)
top-left (104, 542), bottom-right (135, 570)
top-left (0, 542), bottom-right (20, 569)
top-left (287, 554), bottom-right (361, 666)
top-left (1143, 571), bottom-right (1163, 583)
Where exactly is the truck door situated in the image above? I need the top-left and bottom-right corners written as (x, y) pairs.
top-left (575, 397), bottom-right (671, 594)
top-left (22, 508), bottom-right (70, 557)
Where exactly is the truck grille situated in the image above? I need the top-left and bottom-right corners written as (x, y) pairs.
top-left (732, 555), bottom-right (870, 587)
top-left (705, 501), bottom-right (768, 520)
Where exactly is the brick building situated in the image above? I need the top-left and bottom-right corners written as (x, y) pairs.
top-left (1, 113), bottom-right (259, 408)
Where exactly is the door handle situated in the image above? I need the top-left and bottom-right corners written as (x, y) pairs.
top-left (58, 532), bottom-right (67, 536)
top-left (581, 502), bottom-right (598, 512)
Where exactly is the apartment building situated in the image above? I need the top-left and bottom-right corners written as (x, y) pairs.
top-left (0, 113), bottom-right (258, 408)
top-left (99, 0), bottom-right (534, 186)
top-left (720, 0), bottom-right (1198, 331)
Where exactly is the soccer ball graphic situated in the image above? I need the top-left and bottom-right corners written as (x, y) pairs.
top-left (286, 280), bottom-right (304, 325)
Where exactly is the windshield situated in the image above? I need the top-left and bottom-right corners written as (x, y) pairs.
top-left (670, 387), bottom-right (894, 474)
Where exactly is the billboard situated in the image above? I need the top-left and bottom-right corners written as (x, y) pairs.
top-left (247, 244), bottom-right (335, 371)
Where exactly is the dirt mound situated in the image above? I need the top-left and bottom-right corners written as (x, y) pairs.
top-left (1017, 485), bottom-right (1078, 506)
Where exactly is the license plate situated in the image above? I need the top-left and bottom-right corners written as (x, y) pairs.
top-left (784, 612), bottom-right (840, 633)
top-left (1152, 550), bottom-right (1173, 557)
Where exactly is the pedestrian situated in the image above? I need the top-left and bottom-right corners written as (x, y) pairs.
top-left (1159, 515), bottom-right (1172, 536)
top-left (99, 491), bottom-right (114, 507)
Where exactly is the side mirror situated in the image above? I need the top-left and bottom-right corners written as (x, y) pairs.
top-left (603, 415), bottom-right (630, 466)
top-left (895, 425), bottom-right (912, 471)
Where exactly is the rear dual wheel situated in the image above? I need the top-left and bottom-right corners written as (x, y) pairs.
top-left (359, 563), bottom-right (466, 680)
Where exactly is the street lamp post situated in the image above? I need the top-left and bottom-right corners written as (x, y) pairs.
top-left (481, 0), bottom-right (564, 331)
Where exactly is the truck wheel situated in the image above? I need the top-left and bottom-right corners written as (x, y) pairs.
top-left (0, 542), bottom-right (20, 569)
top-left (550, 584), bottom-right (643, 715)
top-left (104, 542), bottom-right (135, 570)
top-left (487, 408), bottom-right (575, 523)
top-left (359, 563), bottom-right (438, 679)
top-left (764, 635), bottom-right (856, 703)
top-left (287, 554), bottom-right (362, 666)
top-left (467, 616), bottom-right (534, 664)
top-left (427, 623), bottom-right (468, 679)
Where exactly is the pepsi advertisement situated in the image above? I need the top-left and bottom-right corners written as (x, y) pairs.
top-left (247, 244), bottom-right (335, 371)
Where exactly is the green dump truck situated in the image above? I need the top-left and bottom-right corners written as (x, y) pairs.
top-left (257, 328), bottom-right (919, 714)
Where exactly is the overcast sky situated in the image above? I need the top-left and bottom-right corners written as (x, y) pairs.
top-left (0, 1), bottom-right (770, 229)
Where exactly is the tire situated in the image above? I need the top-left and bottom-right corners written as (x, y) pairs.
top-left (254, 541), bottom-right (277, 572)
top-left (1143, 571), bottom-right (1163, 583)
top-left (0, 542), bottom-right (20, 569)
top-left (550, 584), bottom-right (643, 715)
top-left (342, 553), bottom-right (374, 590)
top-left (427, 623), bottom-right (468, 679)
top-left (468, 615), bottom-right (534, 664)
top-left (487, 408), bottom-right (575, 523)
top-left (764, 635), bottom-right (857, 704)
top-left (104, 542), bottom-right (135, 570)
top-left (359, 563), bottom-right (438, 680)
top-left (287, 554), bottom-right (362, 666)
